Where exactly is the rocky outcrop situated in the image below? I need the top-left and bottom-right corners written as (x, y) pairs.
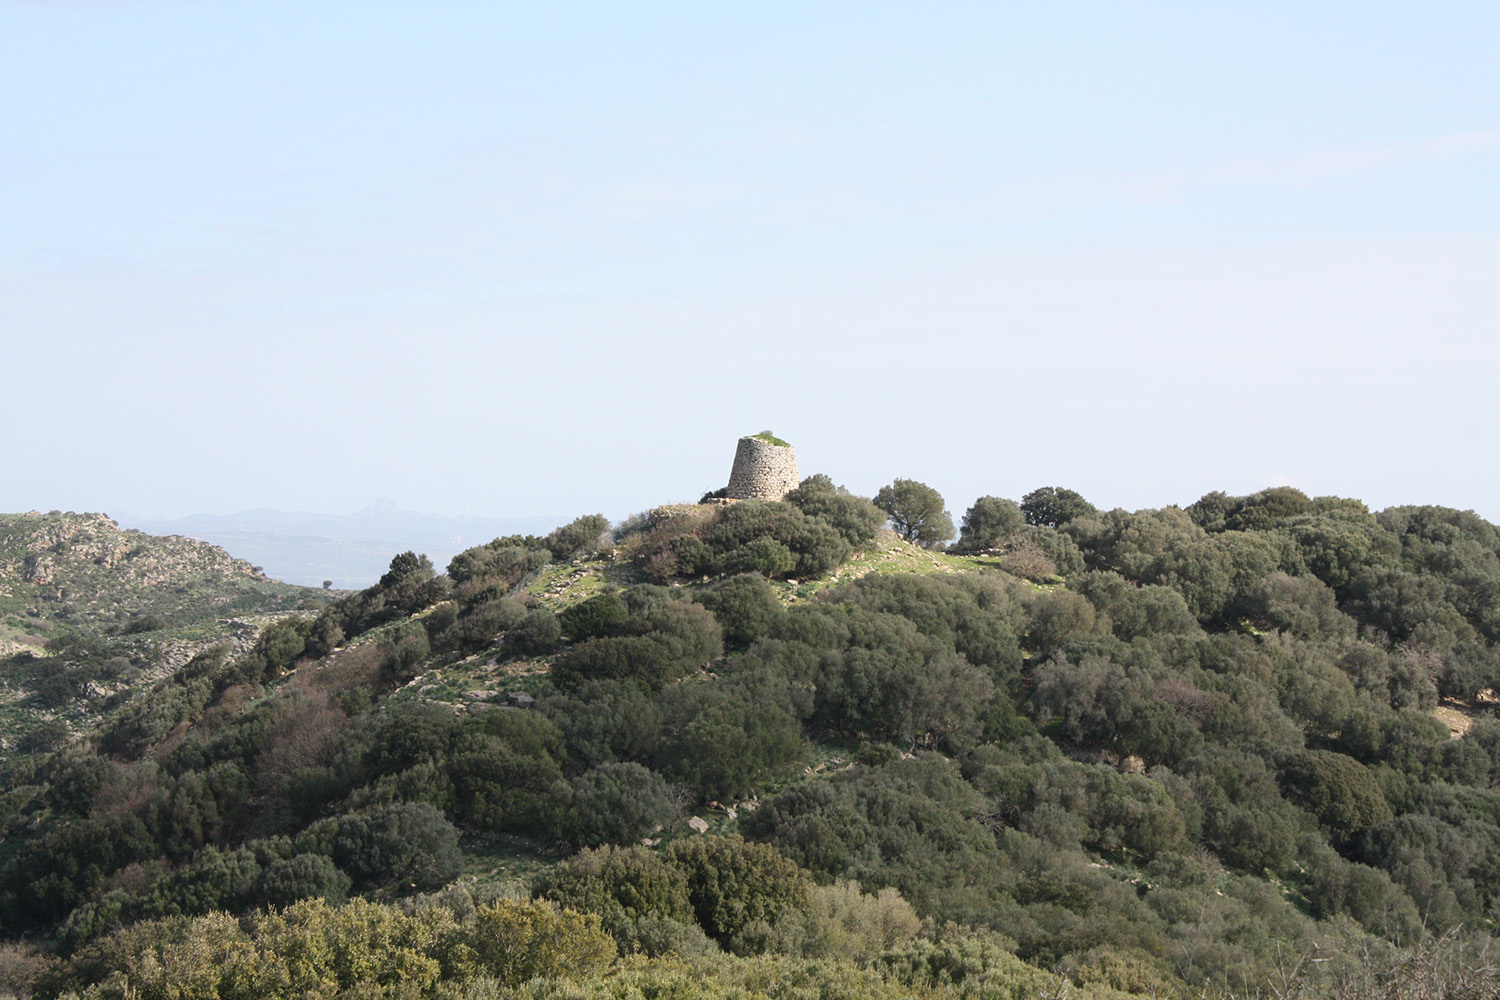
top-left (0, 511), bottom-right (309, 629)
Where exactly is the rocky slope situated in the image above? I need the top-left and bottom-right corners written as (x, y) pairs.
top-left (0, 511), bottom-right (317, 636)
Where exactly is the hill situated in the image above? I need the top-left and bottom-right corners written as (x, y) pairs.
top-left (4, 482), bottom-right (1500, 1000)
top-left (0, 510), bottom-right (326, 759)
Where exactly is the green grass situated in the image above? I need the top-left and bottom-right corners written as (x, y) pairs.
top-left (751, 430), bottom-right (791, 447)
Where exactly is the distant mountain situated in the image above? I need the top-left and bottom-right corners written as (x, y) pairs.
top-left (115, 501), bottom-right (565, 588)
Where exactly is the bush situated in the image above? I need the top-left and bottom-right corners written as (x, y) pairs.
top-left (545, 514), bottom-right (610, 561)
top-left (785, 475), bottom-right (884, 546)
top-left (696, 574), bottom-right (784, 647)
top-left (257, 853), bottom-right (351, 907)
top-left (559, 592), bottom-right (629, 640)
top-left (296, 802), bottom-right (461, 890)
top-left (462, 900), bottom-right (615, 985)
top-left (1021, 487), bottom-right (1097, 529)
top-left (542, 845), bottom-right (696, 930)
top-left (502, 608), bottom-right (561, 657)
top-left (568, 763), bottom-right (675, 847)
top-left (664, 836), bottom-right (812, 948)
top-left (874, 479), bottom-right (954, 549)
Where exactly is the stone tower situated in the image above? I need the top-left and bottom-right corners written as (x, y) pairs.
top-left (725, 433), bottom-right (800, 501)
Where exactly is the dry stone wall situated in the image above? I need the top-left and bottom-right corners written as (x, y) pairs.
top-left (725, 436), bottom-right (800, 500)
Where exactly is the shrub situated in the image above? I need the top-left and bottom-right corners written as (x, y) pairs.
top-left (465, 900), bottom-right (615, 985)
top-left (568, 763), bottom-right (675, 848)
top-left (664, 836), bottom-right (812, 948)
top-left (559, 591), bottom-right (629, 640)
top-left (545, 514), bottom-right (610, 561)
top-left (502, 608), bottom-right (561, 657)
top-left (696, 574), bottom-right (784, 647)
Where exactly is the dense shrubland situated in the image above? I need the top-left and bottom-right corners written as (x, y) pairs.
top-left (4, 482), bottom-right (1500, 998)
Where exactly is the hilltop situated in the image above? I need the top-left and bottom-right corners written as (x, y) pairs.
top-left (3, 480), bottom-right (1500, 999)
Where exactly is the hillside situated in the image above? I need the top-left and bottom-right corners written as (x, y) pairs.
top-left (0, 511), bottom-right (326, 759)
top-left (3, 482), bottom-right (1500, 1000)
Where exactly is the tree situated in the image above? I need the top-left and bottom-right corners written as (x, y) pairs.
top-left (568, 763), bottom-right (675, 847)
top-left (873, 479), bottom-right (954, 548)
top-left (1279, 750), bottom-right (1392, 847)
top-left (953, 496), bottom-right (1025, 553)
top-left (545, 514), bottom-right (610, 561)
top-left (1020, 487), bottom-right (1097, 529)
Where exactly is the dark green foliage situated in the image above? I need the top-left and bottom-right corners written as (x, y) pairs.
top-left (256, 852), bottom-right (351, 907)
top-left (1286, 508), bottom-right (1400, 591)
top-left (120, 613), bottom-right (167, 634)
top-left (790, 604), bottom-right (995, 748)
top-left (1141, 529), bottom-right (1283, 623)
top-left (633, 499), bottom-right (858, 583)
top-left (746, 755), bottom-right (1013, 920)
top-left (873, 478), bottom-right (954, 548)
top-left (696, 574), bottom-right (784, 647)
top-left (784, 474), bottom-right (884, 546)
top-left (661, 696), bottom-right (807, 801)
top-left (450, 740), bottom-right (570, 838)
top-left (545, 514), bottom-right (610, 560)
top-left (295, 802), bottom-right (460, 889)
top-left (502, 606), bottom-right (562, 656)
top-left (1029, 654), bottom-right (1206, 767)
top-left (720, 535), bottom-right (797, 576)
top-left (953, 496), bottom-right (1026, 553)
top-left (1245, 571), bottom-right (1355, 639)
top-left (12, 488), bottom-right (1500, 999)
top-left (1279, 750), bottom-right (1392, 846)
top-left (702, 502), bottom-right (851, 577)
top-left (441, 596), bottom-right (526, 653)
top-left (542, 845), bottom-right (696, 929)
top-left (237, 615), bottom-right (315, 681)
top-left (559, 591), bottom-right (629, 640)
top-left (1222, 486), bottom-right (1315, 532)
top-left (1021, 486), bottom-right (1097, 529)
top-left (568, 763), bottom-right (675, 847)
top-left (553, 600), bottom-right (722, 690)
top-left (831, 573), bottom-right (1025, 684)
top-left (447, 538), bottom-right (548, 586)
top-left (541, 679), bottom-right (664, 769)
top-left (97, 646), bottom-right (225, 757)
top-left (309, 551), bottom-right (450, 650)
top-left (0, 813), bottom-right (156, 928)
top-left (1016, 524), bottom-right (1086, 576)
top-left (1070, 572), bottom-right (1201, 641)
top-left (664, 835), bottom-right (812, 947)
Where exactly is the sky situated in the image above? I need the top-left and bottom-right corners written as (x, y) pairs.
top-left (4, 2), bottom-right (1499, 527)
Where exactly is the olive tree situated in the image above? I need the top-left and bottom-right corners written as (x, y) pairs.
top-left (874, 479), bottom-right (954, 549)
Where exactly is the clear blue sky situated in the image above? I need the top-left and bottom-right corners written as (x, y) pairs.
top-left (4, 2), bottom-right (1498, 524)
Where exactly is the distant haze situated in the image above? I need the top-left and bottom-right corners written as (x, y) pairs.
top-left (117, 501), bottom-right (565, 589)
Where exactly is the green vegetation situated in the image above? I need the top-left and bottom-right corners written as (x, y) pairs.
top-left (751, 430), bottom-right (790, 447)
top-left (6, 483), bottom-right (1500, 998)
top-left (874, 478), bottom-right (955, 549)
